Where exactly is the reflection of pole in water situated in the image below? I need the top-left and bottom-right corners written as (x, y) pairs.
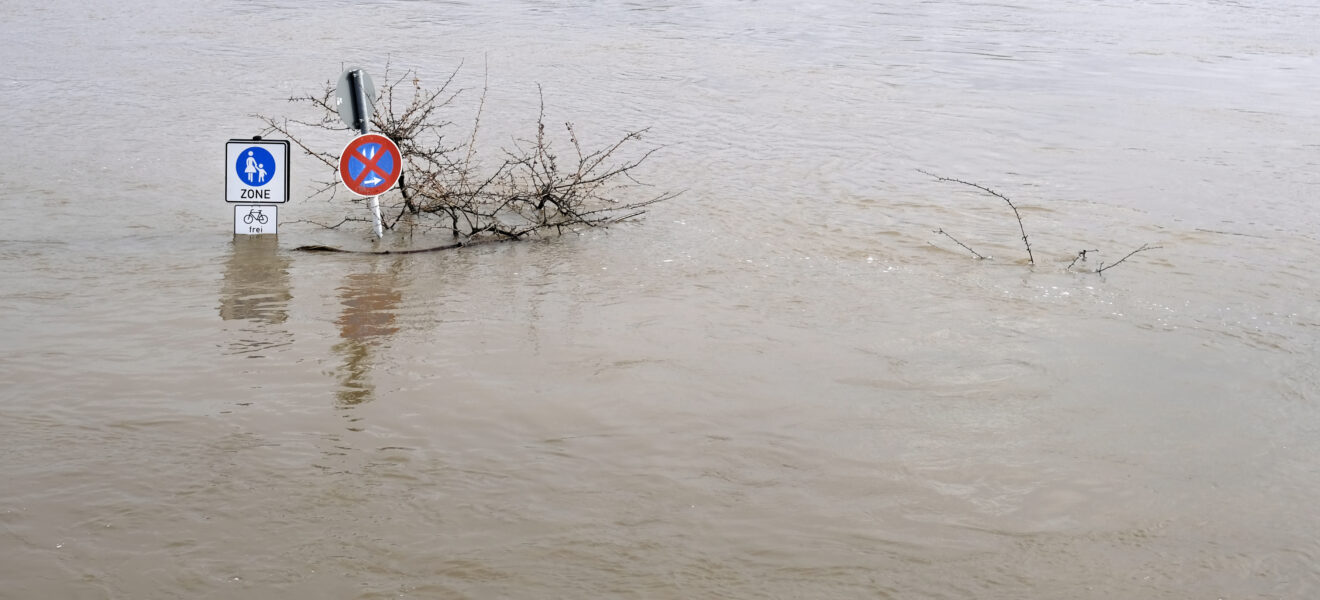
top-left (333, 261), bottom-right (403, 407)
top-left (219, 235), bottom-right (292, 324)
top-left (219, 236), bottom-right (294, 359)
top-left (333, 337), bottom-right (374, 407)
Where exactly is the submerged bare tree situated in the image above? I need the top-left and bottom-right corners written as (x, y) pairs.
top-left (257, 63), bottom-right (677, 249)
top-left (919, 170), bottom-right (1161, 273)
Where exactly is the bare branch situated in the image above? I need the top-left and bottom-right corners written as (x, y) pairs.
top-left (257, 63), bottom-right (676, 245)
top-left (1066, 249), bottom-right (1099, 270)
top-left (919, 169), bottom-right (1034, 265)
top-left (285, 216), bottom-right (370, 229)
top-left (461, 57), bottom-right (488, 184)
top-left (1096, 244), bottom-right (1162, 274)
top-left (932, 228), bottom-right (987, 260)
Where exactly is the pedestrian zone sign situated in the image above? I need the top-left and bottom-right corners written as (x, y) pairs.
top-left (226, 139), bottom-right (290, 203)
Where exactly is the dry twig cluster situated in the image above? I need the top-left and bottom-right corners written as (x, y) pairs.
top-left (257, 64), bottom-right (677, 246)
top-left (920, 170), bottom-right (1161, 273)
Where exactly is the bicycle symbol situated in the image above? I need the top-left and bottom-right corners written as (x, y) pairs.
top-left (242, 208), bottom-right (269, 225)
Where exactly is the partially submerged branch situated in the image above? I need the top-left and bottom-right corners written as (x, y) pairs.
top-left (919, 169), bottom-right (1034, 265)
top-left (933, 228), bottom-right (986, 260)
top-left (1096, 243), bottom-right (1162, 274)
top-left (1066, 249), bottom-right (1099, 270)
top-left (921, 171), bottom-right (1162, 274)
top-left (257, 63), bottom-right (676, 245)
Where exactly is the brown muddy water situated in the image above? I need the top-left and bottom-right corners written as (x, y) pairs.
top-left (3, 1), bottom-right (1319, 598)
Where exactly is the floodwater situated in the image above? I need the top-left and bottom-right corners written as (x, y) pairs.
top-left (3, 1), bottom-right (1319, 598)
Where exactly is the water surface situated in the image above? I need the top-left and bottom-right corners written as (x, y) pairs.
top-left (2, 1), bottom-right (1318, 598)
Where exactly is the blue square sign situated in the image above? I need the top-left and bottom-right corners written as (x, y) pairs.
top-left (226, 139), bottom-right (290, 203)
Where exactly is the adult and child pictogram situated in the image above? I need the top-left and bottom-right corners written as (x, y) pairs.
top-left (238, 147), bottom-right (276, 185)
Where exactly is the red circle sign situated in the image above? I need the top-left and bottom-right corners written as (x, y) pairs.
top-left (338, 133), bottom-right (402, 196)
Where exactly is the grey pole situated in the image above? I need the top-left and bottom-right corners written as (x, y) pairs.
top-left (349, 69), bottom-right (382, 238)
top-left (349, 70), bottom-right (370, 135)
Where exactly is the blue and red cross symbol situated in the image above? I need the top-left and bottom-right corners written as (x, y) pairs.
top-left (339, 133), bottom-right (402, 196)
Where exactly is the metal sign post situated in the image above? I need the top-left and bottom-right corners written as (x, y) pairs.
top-left (350, 71), bottom-right (370, 135)
top-left (338, 133), bottom-right (402, 240)
top-left (336, 68), bottom-right (385, 238)
top-left (336, 68), bottom-right (375, 135)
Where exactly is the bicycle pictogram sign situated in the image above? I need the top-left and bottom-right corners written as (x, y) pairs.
top-left (339, 133), bottom-right (402, 197)
top-left (242, 207), bottom-right (269, 225)
top-left (232, 204), bottom-right (278, 235)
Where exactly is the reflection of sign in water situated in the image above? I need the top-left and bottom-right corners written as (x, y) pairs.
top-left (338, 133), bottom-right (402, 196)
top-left (225, 138), bottom-right (290, 203)
top-left (234, 204), bottom-right (277, 235)
top-left (337, 271), bottom-right (401, 341)
top-left (334, 265), bottom-right (403, 407)
top-left (219, 234), bottom-right (292, 325)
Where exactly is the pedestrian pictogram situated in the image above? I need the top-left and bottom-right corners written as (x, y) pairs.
top-left (225, 138), bottom-right (290, 203)
top-left (237, 147), bottom-right (276, 186)
top-left (339, 133), bottom-right (402, 197)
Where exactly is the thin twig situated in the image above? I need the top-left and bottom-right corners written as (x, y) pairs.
top-left (919, 169), bottom-right (1034, 265)
top-left (1066, 249), bottom-right (1099, 270)
top-left (284, 216), bottom-right (370, 229)
top-left (932, 228), bottom-right (986, 260)
top-left (461, 56), bottom-right (488, 183)
top-left (1095, 244), bottom-right (1161, 274)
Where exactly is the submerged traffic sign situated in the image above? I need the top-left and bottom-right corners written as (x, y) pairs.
top-left (226, 138), bottom-right (290, 203)
top-left (338, 133), bottom-right (401, 196)
top-left (234, 204), bottom-right (277, 235)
